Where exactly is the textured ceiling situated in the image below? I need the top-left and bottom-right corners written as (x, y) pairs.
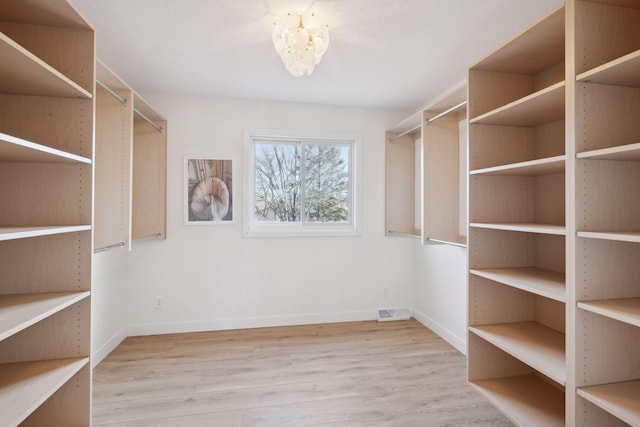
top-left (72, 0), bottom-right (562, 111)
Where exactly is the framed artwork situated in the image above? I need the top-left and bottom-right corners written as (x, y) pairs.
top-left (185, 156), bottom-right (234, 224)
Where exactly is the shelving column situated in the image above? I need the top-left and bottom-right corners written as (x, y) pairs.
top-left (467, 5), bottom-right (568, 426)
top-left (0, 0), bottom-right (95, 425)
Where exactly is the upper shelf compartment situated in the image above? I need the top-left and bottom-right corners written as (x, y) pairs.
top-left (468, 5), bottom-right (565, 121)
top-left (575, 1), bottom-right (640, 77)
top-left (0, 33), bottom-right (91, 99)
top-left (0, 0), bottom-right (95, 96)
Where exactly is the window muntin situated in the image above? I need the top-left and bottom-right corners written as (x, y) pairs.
top-left (246, 131), bottom-right (359, 236)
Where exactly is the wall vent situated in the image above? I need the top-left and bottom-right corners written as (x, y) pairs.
top-left (377, 308), bottom-right (411, 322)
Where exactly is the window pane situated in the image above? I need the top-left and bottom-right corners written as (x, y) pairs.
top-left (254, 143), bottom-right (301, 222)
top-left (304, 144), bottom-right (350, 223)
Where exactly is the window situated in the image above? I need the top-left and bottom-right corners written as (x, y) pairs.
top-left (245, 130), bottom-right (360, 237)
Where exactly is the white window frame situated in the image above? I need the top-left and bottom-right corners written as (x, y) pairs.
top-left (244, 129), bottom-right (361, 237)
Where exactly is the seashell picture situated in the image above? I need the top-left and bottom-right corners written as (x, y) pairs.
top-left (185, 156), bottom-right (234, 224)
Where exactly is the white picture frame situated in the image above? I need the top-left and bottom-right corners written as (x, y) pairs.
top-left (184, 155), bottom-right (234, 225)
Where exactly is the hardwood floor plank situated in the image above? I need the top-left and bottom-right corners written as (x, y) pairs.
top-left (93, 320), bottom-right (512, 426)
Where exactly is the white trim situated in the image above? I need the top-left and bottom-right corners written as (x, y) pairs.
top-left (412, 308), bottom-right (467, 355)
top-left (243, 128), bottom-right (362, 238)
top-left (91, 326), bottom-right (128, 368)
top-left (127, 310), bottom-right (376, 337)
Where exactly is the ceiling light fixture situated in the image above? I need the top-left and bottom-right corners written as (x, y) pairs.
top-left (272, 12), bottom-right (329, 77)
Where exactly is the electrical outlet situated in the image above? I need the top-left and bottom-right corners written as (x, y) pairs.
top-left (384, 287), bottom-right (388, 297)
top-left (154, 296), bottom-right (164, 309)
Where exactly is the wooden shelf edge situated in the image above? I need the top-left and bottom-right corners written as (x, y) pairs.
top-left (0, 34), bottom-right (92, 99)
top-left (470, 267), bottom-right (566, 302)
top-left (470, 155), bottom-right (566, 176)
top-left (0, 132), bottom-right (92, 164)
top-left (0, 225), bottom-right (92, 242)
top-left (0, 357), bottom-right (89, 426)
top-left (578, 298), bottom-right (640, 328)
top-left (577, 48), bottom-right (640, 87)
top-left (470, 223), bottom-right (566, 235)
top-left (470, 375), bottom-right (565, 427)
top-left (0, 291), bottom-right (91, 342)
top-left (469, 81), bottom-right (565, 125)
top-left (470, 322), bottom-right (566, 385)
top-left (578, 380), bottom-right (640, 427)
top-left (577, 142), bottom-right (640, 161)
top-left (577, 231), bottom-right (640, 243)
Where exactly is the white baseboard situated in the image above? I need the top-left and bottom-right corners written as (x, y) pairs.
top-left (127, 310), bottom-right (378, 337)
top-left (92, 326), bottom-right (128, 368)
top-left (412, 309), bottom-right (466, 355)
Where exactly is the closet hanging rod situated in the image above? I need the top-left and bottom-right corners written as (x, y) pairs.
top-left (425, 237), bottom-right (467, 248)
top-left (387, 230), bottom-right (421, 239)
top-left (133, 232), bottom-right (163, 242)
top-left (93, 241), bottom-right (126, 254)
top-left (388, 123), bottom-right (421, 142)
top-left (96, 80), bottom-right (127, 106)
top-left (425, 101), bottom-right (467, 125)
top-left (134, 108), bottom-right (164, 134)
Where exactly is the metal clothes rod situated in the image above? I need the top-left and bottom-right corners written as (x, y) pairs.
top-left (134, 108), bottom-right (164, 134)
top-left (425, 101), bottom-right (467, 125)
top-left (425, 237), bottom-right (468, 248)
top-left (93, 241), bottom-right (126, 254)
top-left (388, 123), bottom-right (421, 143)
top-left (387, 230), bottom-right (421, 239)
top-left (133, 232), bottom-right (163, 242)
top-left (96, 80), bottom-right (127, 106)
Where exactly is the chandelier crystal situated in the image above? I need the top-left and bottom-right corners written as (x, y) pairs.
top-left (272, 12), bottom-right (329, 77)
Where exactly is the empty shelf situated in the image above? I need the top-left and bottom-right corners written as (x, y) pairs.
top-left (577, 49), bottom-right (640, 88)
top-left (578, 380), bottom-right (640, 427)
top-left (0, 133), bottom-right (91, 164)
top-left (577, 231), bottom-right (640, 244)
top-left (0, 357), bottom-right (89, 427)
top-left (0, 292), bottom-right (90, 341)
top-left (470, 155), bottom-right (565, 176)
top-left (577, 142), bottom-right (640, 161)
top-left (0, 226), bottom-right (91, 242)
top-left (470, 267), bottom-right (565, 302)
top-left (471, 223), bottom-right (566, 235)
top-left (578, 298), bottom-right (640, 328)
top-left (0, 33), bottom-right (91, 99)
top-left (471, 374), bottom-right (564, 427)
top-left (470, 321), bottom-right (566, 385)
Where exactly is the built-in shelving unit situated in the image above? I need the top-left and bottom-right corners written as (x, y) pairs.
top-left (573, 1), bottom-right (640, 425)
top-left (468, 0), bottom-right (640, 425)
top-left (0, 0), bottom-right (94, 424)
top-left (467, 4), bottom-right (568, 426)
top-left (386, 83), bottom-right (467, 246)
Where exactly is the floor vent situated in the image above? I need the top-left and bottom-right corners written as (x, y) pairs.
top-left (377, 308), bottom-right (411, 322)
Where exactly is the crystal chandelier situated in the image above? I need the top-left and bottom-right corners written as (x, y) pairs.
top-left (272, 12), bottom-right (329, 77)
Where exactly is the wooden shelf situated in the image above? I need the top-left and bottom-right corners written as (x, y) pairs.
top-left (470, 223), bottom-right (566, 235)
top-left (470, 155), bottom-right (565, 176)
top-left (578, 298), bottom-right (640, 328)
top-left (0, 226), bottom-right (91, 242)
top-left (0, 292), bottom-right (90, 342)
top-left (578, 380), bottom-right (640, 427)
top-left (470, 82), bottom-right (565, 127)
top-left (0, 33), bottom-right (92, 99)
top-left (577, 142), bottom-right (640, 161)
top-left (577, 231), bottom-right (640, 244)
top-left (471, 374), bottom-right (564, 427)
top-left (470, 267), bottom-right (565, 302)
top-left (0, 132), bottom-right (91, 164)
top-left (0, 357), bottom-right (89, 427)
top-left (577, 49), bottom-right (640, 88)
top-left (470, 322), bottom-right (566, 385)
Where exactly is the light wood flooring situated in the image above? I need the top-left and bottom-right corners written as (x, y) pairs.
top-left (92, 319), bottom-right (512, 426)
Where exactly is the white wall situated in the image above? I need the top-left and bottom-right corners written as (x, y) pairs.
top-left (92, 249), bottom-right (130, 366)
top-left (113, 94), bottom-right (415, 337)
top-left (412, 243), bottom-right (467, 354)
